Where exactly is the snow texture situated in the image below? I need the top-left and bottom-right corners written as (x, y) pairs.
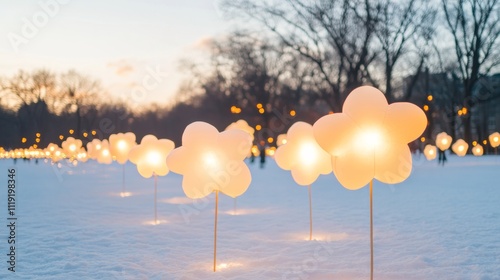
top-left (0, 154), bottom-right (499, 279)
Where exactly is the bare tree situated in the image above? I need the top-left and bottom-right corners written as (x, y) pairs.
top-left (442, 0), bottom-right (500, 142)
top-left (59, 70), bottom-right (101, 137)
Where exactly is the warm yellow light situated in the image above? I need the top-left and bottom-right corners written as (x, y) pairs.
top-left (427, 95), bottom-right (433, 101)
top-left (483, 140), bottom-right (487, 145)
top-left (462, 107), bottom-right (467, 115)
top-left (83, 132), bottom-right (88, 137)
top-left (146, 151), bottom-right (161, 165)
top-left (255, 125), bottom-right (262, 131)
top-left (203, 153), bottom-right (218, 167)
top-left (33, 144), bottom-right (38, 148)
top-left (458, 110), bottom-right (463, 116)
top-left (429, 149), bottom-right (434, 155)
top-left (55, 151), bottom-right (61, 156)
top-left (91, 130), bottom-right (97, 136)
top-left (494, 137), bottom-right (499, 142)
top-left (251, 145), bottom-right (259, 156)
top-left (423, 105), bottom-right (429, 111)
top-left (299, 142), bottom-right (317, 164)
top-left (69, 144), bottom-right (76, 151)
top-left (35, 138), bottom-right (40, 143)
top-left (256, 103), bottom-right (263, 109)
top-left (102, 149), bottom-right (110, 156)
top-left (458, 146), bottom-right (464, 152)
top-left (21, 137), bottom-right (27, 143)
top-left (328, 111), bottom-right (334, 114)
top-left (117, 140), bottom-right (127, 150)
top-left (96, 144), bottom-right (101, 150)
top-left (282, 139), bottom-right (287, 145)
top-left (420, 137), bottom-right (425, 142)
top-left (59, 135), bottom-right (64, 140)
top-left (472, 141), bottom-right (477, 146)
top-left (290, 110), bottom-right (296, 117)
top-left (258, 108), bottom-right (265, 114)
top-left (36, 133), bottom-right (41, 137)
top-left (267, 137), bottom-right (274, 143)
top-left (69, 129), bottom-right (74, 135)
top-left (49, 146), bottom-right (55, 152)
top-left (357, 129), bottom-right (381, 150)
top-left (442, 139), bottom-right (448, 145)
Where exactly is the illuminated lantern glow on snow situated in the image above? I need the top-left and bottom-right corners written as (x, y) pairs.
top-left (166, 121), bottom-right (252, 272)
top-left (452, 139), bottom-right (468, 156)
top-left (472, 144), bottom-right (483, 156)
top-left (313, 86), bottom-right (427, 190)
top-left (275, 122), bottom-right (332, 186)
top-left (109, 132), bottom-right (137, 164)
top-left (167, 121), bottom-right (253, 199)
top-left (128, 135), bottom-right (174, 178)
top-left (61, 137), bottom-right (82, 158)
top-left (424, 144), bottom-right (437, 161)
top-left (312, 86), bottom-right (426, 280)
top-left (96, 140), bottom-right (113, 164)
top-left (86, 139), bottom-right (103, 160)
top-left (489, 132), bottom-right (500, 148)
top-left (274, 121), bottom-right (332, 241)
top-left (436, 132), bottom-right (453, 151)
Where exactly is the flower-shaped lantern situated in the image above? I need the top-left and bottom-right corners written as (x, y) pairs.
top-left (275, 121), bottom-right (332, 240)
top-left (61, 137), bottom-right (82, 159)
top-left (424, 144), bottom-right (437, 161)
top-left (472, 144), bottom-right (483, 156)
top-left (452, 139), bottom-right (468, 156)
top-left (313, 86), bottom-right (426, 280)
top-left (129, 135), bottom-right (175, 224)
top-left (167, 121), bottom-right (252, 272)
top-left (436, 132), bottom-right (453, 151)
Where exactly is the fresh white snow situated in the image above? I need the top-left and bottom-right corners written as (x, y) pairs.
top-left (0, 155), bottom-right (499, 279)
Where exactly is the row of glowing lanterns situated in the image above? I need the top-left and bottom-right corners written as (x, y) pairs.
top-left (0, 86), bottom-right (473, 275)
top-left (423, 131), bottom-right (500, 160)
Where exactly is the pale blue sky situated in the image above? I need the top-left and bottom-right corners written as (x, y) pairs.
top-left (0, 0), bottom-right (233, 105)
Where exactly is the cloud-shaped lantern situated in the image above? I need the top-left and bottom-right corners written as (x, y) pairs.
top-left (489, 132), bottom-right (500, 148)
top-left (313, 86), bottom-right (427, 190)
top-left (472, 144), bottom-right (483, 156)
top-left (423, 144), bottom-right (437, 161)
top-left (109, 132), bottom-right (137, 164)
top-left (451, 139), bottom-right (468, 156)
top-left (61, 137), bottom-right (82, 158)
top-left (128, 135), bottom-right (175, 178)
top-left (275, 122), bottom-right (332, 186)
top-left (167, 121), bottom-right (253, 199)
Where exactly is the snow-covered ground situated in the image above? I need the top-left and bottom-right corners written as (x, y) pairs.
top-left (0, 155), bottom-right (499, 279)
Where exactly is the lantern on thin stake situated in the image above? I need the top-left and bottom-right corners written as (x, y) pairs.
top-left (424, 144), bottom-right (437, 161)
top-left (97, 140), bottom-right (113, 164)
top-left (472, 144), bottom-right (483, 156)
top-left (110, 132), bottom-right (137, 196)
top-left (61, 137), bottom-right (82, 159)
top-left (274, 121), bottom-right (332, 241)
top-left (129, 135), bottom-right (175, 225)
top-left (489, 132), bottom-right (500, 154)
top-left (436, 132), bottom-right (453, 151)
top-left (87, 139), bottom-right (103, 160)
top-left (167, 121), bottom-right (252, 272)
top-left (452, 139), bottom-right (468, 156)
top-left (224, 120), bottom-right (255, 213)
top-left (313, 86), bottom-right (426, 280)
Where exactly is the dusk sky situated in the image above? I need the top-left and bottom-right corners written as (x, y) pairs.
top-left (0, 0), bottom-right (235, 105)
